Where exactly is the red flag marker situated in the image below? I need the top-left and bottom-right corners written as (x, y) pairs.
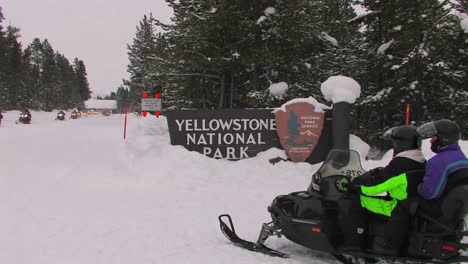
top-left (142, 92), bottom-right (149, 98)
top-left (155, 111), bottom-right (161, 118)
top-left (142, 111), bottom-right (148, 117)
top-left (155, 93), bottom-right (161, 99)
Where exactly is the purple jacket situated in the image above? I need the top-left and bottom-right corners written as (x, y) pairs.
top-left (418, 143), bottom-right (468, 199)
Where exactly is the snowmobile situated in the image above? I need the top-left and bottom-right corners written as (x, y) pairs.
top-left (70, 111), bottom-right (79, 119)
top-left (56, 112), bottom-right (65, 121)
top-left (219, 149), bottom-right (468, 264)
top-left (18, 111), bottom-right (31, 124)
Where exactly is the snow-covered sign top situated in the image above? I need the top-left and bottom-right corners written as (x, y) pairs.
top-left (320, 75), bottom-right (361, 104)
top-left (273, 97), bottom-right (331, 113)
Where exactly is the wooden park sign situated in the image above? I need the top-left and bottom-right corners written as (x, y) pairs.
top-left (165, 109), bottom-right (281, 159)
top-left (274, 102), bottom-right (325, 162)
top-left (165, 107), bottom-right (332, 163)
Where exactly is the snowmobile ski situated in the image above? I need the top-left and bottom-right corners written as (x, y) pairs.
top-left (218, 214), bottom-right (288, 258)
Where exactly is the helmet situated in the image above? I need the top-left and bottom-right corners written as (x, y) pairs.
top-left (383, 125), bottom-right (422, 155)
top-left (417, 119), bottom-right (460, 152)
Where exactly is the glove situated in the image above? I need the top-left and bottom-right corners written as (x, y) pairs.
top-left (336, 178), bottom-right (349, 192)
top-left (347, 183), bottom-right (360, 194)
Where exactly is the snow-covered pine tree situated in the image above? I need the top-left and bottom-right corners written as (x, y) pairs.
top-left (115, 85), bottom-right (130, 113)
top-left (353, 0), bottom-right (468, 146)
top-left (73, 58), bottom-right (91, 104)
top-left (126, 14), bottom-right (161, 110)
top-left (23, 38), bottom-right (44, 109)
top-left (55, 53), bottom-right (78, 109)
top-left (40, 39), bottom-right (61, 110)
top-left (0, 8), bottom-right (10, 110)
top-left (3, 26), bottom-right (27, 110)
top-left (159, 0), bottom-right (261, 109)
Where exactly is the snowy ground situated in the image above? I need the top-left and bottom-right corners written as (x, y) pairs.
top-left (0, 111), bottom-right (467, 264)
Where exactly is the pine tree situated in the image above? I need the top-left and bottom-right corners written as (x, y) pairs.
top-left (353, 0), bottom-right (468, 145)
top-left (126, 14), bottom-right (160, 110)
top-left (24, 38), bottom-right (44, 109)
top-left (40, 39), bottom-right (60, 110)
top-left (55, 53), bottom-right (77, 109)
top-left (73, 58), bottom-right (91, 103)
top-left (0, 7), bottom-right (9, 110)
top-left (4, 26), bottom-right (27, 110)
top-left (115, 85), bottom-right (130, 113)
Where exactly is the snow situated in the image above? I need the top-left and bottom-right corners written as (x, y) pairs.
top-left (273, 97), bottom-right (331, 113)
top-left (256, 16), bottom-right (267, 24)
top-left (84, 99), bottom-right (117, 109)
top-left (319, 32), bottom-right (338, 46)
top-left (1, 110), bottom-right (467, 264)
top-left (461, 14), bottom-right (468, 34)
top-left (268, 82), bottom-right (289, 97)
top-left (377, 39), bottom-right (394, 54)
top-left (264, 7), bottom-right (276, 16)
top-left (320, 75), bottom-right (361, 104)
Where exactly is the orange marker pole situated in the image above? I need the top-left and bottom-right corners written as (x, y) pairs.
top-left (405, 103), bottom-right (411, 125)
top-left (124, 107), bottom-right (128, 139)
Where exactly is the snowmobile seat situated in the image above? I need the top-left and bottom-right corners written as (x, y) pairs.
top-left (407, 170), bottom-right (468, 260)
top-left (440, 184), bottom-right (468, 227)
top-left (416, 168), bottom-right (468, 226)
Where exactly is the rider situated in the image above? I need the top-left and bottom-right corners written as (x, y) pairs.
top-left (416, 119), bottom-right (468, 220)
top-left (23, 108), bottom-right (31, 117)
top-left (343, 125), bottom-right (426, 253)
top-left (57, 110), bottom-right (65, 118)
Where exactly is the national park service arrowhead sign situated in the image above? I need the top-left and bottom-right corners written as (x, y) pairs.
top-left (275, 102), bottom-right (325, 162)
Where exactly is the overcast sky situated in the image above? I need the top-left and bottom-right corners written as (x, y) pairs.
top-left (1, 0), bottom-right (173, 96)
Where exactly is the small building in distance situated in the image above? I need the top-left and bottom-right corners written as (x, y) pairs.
top-left (84, 99), bottom-right (118, 114)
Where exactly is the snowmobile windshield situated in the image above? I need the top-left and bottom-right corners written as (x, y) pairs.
top-left (417, 122), bottom-right (437, 139)
top-left (308, 149), bottom-right (365, 192)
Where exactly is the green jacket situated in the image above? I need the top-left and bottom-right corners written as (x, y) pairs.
top-left (353, 150), bottom-right (426, 217)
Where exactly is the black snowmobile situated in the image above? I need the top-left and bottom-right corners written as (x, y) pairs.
top-left (70, 111), bottom-right (79, 119)
top-left (18, 111), bottom-right (31, 124)
top-left (219, 149), bottom-right (468, 264)
top-left (56, 111), bottom-right (65, 121)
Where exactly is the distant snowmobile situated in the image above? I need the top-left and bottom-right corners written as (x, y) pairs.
top-left (219, 149), bottom-right (468, 264)
top-left (56, 111), bottom-right (65, 121)
top-left (18, 110), bottom-right (31, 124)
top-left (70, 111), bottom-right (79, 119)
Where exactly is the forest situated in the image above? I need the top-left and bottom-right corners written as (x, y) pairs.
top-left (0, 7), bottom-right (92, 112)
top-left (117, 0), bottom-right (467, 146)
top-left (1, 1), bottom-right (466, 147)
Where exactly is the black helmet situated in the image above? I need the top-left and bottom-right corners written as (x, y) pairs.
top-left (417, 119), bottom-right (460, 151)
top-left (383, 125), bottom-right (422, 155)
